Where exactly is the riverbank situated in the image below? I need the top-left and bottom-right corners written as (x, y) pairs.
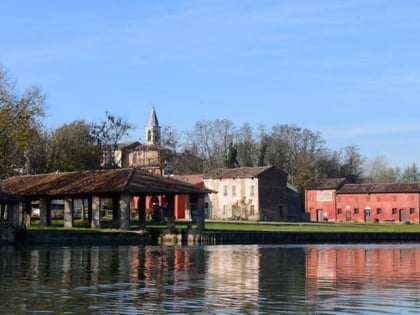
top-left (3, 221), bottom-right (420, 246)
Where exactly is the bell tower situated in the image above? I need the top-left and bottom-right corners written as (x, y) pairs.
top-left (145, 106), bottom-right (161, 146)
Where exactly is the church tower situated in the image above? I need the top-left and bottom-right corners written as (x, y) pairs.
top-left (145, 106), bottom-right (161, 146)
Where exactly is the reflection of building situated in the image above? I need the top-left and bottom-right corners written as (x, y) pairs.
top-left (305, 178), bottom-right (420, 223)
top-left (305, 246), bottom-right (420, 293)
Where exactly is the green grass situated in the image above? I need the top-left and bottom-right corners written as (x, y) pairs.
top-left (27, 218), bottom-right (420, 233)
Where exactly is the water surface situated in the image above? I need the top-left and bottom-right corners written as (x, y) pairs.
top-left (1, 244), bottom-right (419, 314)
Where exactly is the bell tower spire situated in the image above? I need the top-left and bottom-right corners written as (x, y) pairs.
top-left (145, 106), bottom-right (161, 146)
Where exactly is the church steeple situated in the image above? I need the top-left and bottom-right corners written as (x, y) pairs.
top-left (145, 106), bottom-right (161, 146)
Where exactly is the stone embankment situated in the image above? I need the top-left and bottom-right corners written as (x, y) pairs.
top-left (3, 228), bottom-right (420, 246)
top-left (158, 230), bottom-right (420, 245)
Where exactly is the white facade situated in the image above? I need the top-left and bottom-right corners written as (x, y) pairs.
top-left (204, 177), bottom-right (260, 220)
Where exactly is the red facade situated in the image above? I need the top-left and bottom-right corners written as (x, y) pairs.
top-left (305, 179), bottom-right (420, 223)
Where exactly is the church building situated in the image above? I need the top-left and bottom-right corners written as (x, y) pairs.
top-left (102, 107), bottom-right (166, 175)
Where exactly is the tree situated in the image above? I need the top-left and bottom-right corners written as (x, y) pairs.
top-left (400, 163), bottom-right (420, 182)
top-left (160, 125), bottom-right (181, 151)
top-left (91, 112), bottom-right (134, 168)
top-left (260, 124), bottom-right (325, 191)
top-left (0, 65), bottom-right (46, 178)
top-left (25, 129), bottom-right (50, 174)
top-left (224, 141), bottom-right (238, 168)
top-left (185, 119), bottom-right (235, 170)
top-left (236, 123), bottom-right (257, 167)
top-left (364, 155), bottom-right (399, 183)
top-left (339, 145), bottom-right (365, 183)
top-left (47, 121), bottom-right (101, 172)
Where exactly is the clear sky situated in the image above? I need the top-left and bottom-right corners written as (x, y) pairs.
top-left (1, 0), bottom-right (420, 169)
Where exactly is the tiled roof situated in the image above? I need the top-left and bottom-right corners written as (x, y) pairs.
top-left (1, 168), bottom-right (212, 198)
top-left (203, 165), bottom-right (284, 179)
top-left (305, 178), bottom-right (347, 190)
top-left (172, 174), bottom-right (203, 185)
top-left (338, 182), bottom-right (420, 194)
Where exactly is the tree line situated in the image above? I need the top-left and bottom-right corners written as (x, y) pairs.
top-left (1, 65), bottom-right (419, 192)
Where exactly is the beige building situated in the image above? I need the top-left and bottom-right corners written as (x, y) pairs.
top-left (202, 166), bottom-right (289, 221)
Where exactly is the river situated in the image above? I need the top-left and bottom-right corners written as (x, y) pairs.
top-left (1, 243), bottom-right (419, 314)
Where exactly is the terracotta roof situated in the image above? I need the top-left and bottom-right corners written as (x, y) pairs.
top-left (305, 178), bottom-right (347, 190)
top-left (338, 182), bottom-right (420, 194)
top-left (203, 166), bottom-right (284, 179)
top-left (172, 174), bottom-right (204, 185)
top-left (1, 168), bottom-right (212, 198)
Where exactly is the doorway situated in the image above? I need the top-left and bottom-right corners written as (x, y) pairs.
top-left (399, 209), bottom-right (407, 223)
top-left (317, 209), bottom-right (323, 222)
top-left (364, 208), bottom-right (371, 222)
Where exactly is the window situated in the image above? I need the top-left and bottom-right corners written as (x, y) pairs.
top-left (223, 185), bottom-right (228, 196)
top-left (232, 185), bottom-right (236, 196)
top-left (410, 208), bottom-right (415, 214)
top-left (392, 208), bottom-right (397, 214)
top-left (377, 208), bottom-right (382, 214)
top-left (354, 208), bottom-right (359, 214)
top-left (250, 185), bottom-right (255, 196)
top-left (337, 208), bottom-right (342, 214)
top-left (223, 205), bottom-right (227, 216)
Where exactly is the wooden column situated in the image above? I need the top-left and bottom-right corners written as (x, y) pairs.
top-left (112, 197), bottom-right (120, 228)
top-left (39, 198), bottom-right (48, 227)
top-left (119, 193), bottom-right (131, 230)
top-left (196, 194), bottom-right (205, 231)
top-left (0, 204), bottom-right (5, 222)
top-left (10, 203), bottom-right (20, 226)
top-left (138, 196), bottom-right (146, 230)
top-left (91, 196), bottom-right (101, 228)
top-left (64, 197), bottom-right (73, 228)
top-left (166, 194), bottom-right (176, 231)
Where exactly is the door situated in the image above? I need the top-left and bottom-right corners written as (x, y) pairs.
top-left (364, 209), bottom-right (371, 222)
top-left (317, 209), bottom-right (323, 222)
top-left (345, 211), bottom-right (351, 222)
top-left (399, 209), bottom-right (407, 222)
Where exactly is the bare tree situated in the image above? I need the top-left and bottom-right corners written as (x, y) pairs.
top-left (364, 155), bottom-right (399, 183)
top-left (236, 123), bottom-right (257, 167)
top-left (91, 112), bottom-right (134, 168)
top-left (185, 119), bottom-right (235, 170)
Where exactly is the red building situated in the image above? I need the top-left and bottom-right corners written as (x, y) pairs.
top-left (305, 179), bottom-right (420, 223)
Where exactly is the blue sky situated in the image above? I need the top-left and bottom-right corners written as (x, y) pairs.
top-left (1, 0), bottom-right (420, 169)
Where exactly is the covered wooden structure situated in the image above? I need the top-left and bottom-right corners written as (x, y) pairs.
top-left (0, 190), bottom-right (25, 243)
top-left (1, 168), bottom-right (212, 230)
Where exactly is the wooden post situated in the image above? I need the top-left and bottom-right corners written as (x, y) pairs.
top-left (120, 193), bottom-right (131, 230)
top-left (112, 197), bottom-right (120, 228)
top-left (91, 196), bottom-right (101, 228)
top-left (64, 197), bottom-right (73, 228)
top-left (196, 194), bottom-right (205, 231)
top-left (39, 197), bottom-right (48, 227)
top-left (138, 196), bottom-right (146, 230)
top-left (166, 195), bottom-right (176, 231)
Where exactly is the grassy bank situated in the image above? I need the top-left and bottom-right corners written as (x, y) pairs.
top-left (26, 219), bottom-right (420, 233)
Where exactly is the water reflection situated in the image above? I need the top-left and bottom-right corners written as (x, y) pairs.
top-left (0, 244), bottom-right (420, 314)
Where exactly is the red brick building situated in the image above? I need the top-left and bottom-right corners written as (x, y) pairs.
top-left (305, 179), bottom-right (420, 223)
